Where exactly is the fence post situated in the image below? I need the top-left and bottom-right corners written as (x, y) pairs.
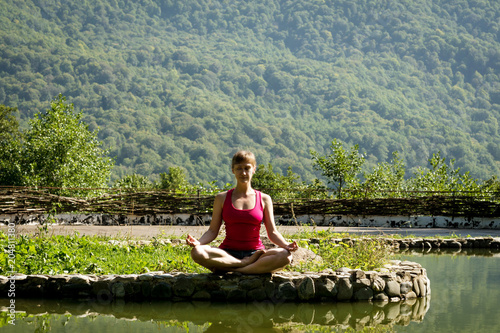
top-left (197, 188), bottom-right (201, 214)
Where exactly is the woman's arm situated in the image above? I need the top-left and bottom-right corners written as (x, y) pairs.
top-left (262, 193), bottom-right (298, 251)
top-left (187, 192), bottom-right (226, 246)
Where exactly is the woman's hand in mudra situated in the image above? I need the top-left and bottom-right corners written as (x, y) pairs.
top-left (285, 241), bottom-right (298, 252)
top-left (186, 234), bottom-right (200, 247)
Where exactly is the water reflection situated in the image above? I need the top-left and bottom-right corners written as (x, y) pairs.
top-left (396, 249), bottom-right (500, 333)
top-left (1, 296), bottom-right (430, 332)
top-left (397, 247), bottom-right (500, 257)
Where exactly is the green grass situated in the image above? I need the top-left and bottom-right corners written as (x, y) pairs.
top-left (0, 232), bottom-right (205, 275)
top-left (0, 230), bottom-right (394, 276)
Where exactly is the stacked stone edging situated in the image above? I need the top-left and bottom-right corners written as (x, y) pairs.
top-left (325, 236), bottom-right (500, 251)
top-left (1, 260), bottom-right (429, 303)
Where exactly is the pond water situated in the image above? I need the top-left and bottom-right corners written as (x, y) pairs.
top-left (1, 249), bottom-right (499, 332)
top-left (396, 249), bottom-right (500, 333)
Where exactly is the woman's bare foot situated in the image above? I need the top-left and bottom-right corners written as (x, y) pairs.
top-left (206, 250), bottom-right (266, 274)
top-left (240, 249), bottom-right (265, 267)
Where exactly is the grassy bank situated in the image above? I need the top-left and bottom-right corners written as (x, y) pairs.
top-left (0, 230), bottom-right (392, 276)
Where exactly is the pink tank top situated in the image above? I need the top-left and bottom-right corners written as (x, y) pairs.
top-left (219, 189), bottom-right (265, 251)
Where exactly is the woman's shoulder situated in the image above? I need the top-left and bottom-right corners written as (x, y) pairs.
top-left (216, 190), bottom-right (229, 196)
top-left (258, 191), bottom-right (273, 207)
top-left (215, 190), bottom-right (231, 201)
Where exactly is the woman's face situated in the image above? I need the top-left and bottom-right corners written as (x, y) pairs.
top-left (232, 162), bottom-right (255, 183)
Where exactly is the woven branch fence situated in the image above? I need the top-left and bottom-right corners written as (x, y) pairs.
top-left (1, 187), bottom-right (499, 218)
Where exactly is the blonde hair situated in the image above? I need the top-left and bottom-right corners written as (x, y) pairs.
top-left (231, 150), bottom-right (256, 169)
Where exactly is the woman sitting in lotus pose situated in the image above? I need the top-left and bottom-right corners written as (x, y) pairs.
top-left (186, 150), bottom-right (298, 274)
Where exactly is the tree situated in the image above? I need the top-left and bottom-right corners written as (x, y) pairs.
top-left (0, 105), bottom-right (23, 185)
top-left (0, 105), bottom-right (19, 142)
top-left (252, 163), bottom-right (304, 201)
top-left (407, 152), bottom-right (479, 194)
top-left (113, 173), bottom-right (153, 189)
top-left (362, 151), bottom-right (407, 198)
top-left (310, 139), bottom-right (365, 198)
top-left (21, 95), bottom-right (114, 196)
top-left (159, 166), bottom-right (189, 191)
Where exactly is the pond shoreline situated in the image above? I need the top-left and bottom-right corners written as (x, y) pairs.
top-left (1, 260), bottom-right (430, 304)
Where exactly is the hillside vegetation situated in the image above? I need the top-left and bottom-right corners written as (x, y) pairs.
top-left (1, 0), bottom-right (499, 186)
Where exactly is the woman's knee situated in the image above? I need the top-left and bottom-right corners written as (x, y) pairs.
top-left (190, 246), bottom-right (208, 263)
top-left (271, 248), bottom-right (293, 265)
top-left (283, 251), bottom-right (293, 265)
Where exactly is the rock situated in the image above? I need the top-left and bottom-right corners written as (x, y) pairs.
top-left (226, 288), bottom-right (246, 302)
top-left (336, 277), bottom-right (353, 301)
top-left (405, 291), bottom-right (417, 299)
top-left (151, 282), bottom-right (172, 299)
top-left (385, 280), bottom-right (400, 297)
top-left (316, 278), bottom-right (337, 298)
top-left (400, 282), bottom-right (413, 295)
top-left (353, 278), bottom-right (371, 292)
top-left (173, 276), bottom-right (195, 297)
top-left (138, 273), bottom-right (154, 281)
top-left (92, 281), bottom-right (110, 296)
top-left (111, 282), bottom-right (126, 298)
top-left (298, 276), bottom-right (315, 301)
top-left (239, 278), bottom-right (262, 290)
top-left (442, 239), bottom-right (462, 248)
top-left (413, 277), bottom-right (421, 296)
top-left (417, 277), bottom-right (427, 296)
top-left (247, 288), bottom-right (267, 301)
top-left (192, 290), bottom-right (211, 300)
top-left (353, 270), bottom-right (365, 279)
top-left (69, 275), bottom-right (90, 284)
top-left (354, 287), bottom-right (373, 301)
top-left (372, 277), bottom-right (386, 292)
top-left (61, 283), bottom-right (91, 297)
top-left (336, 267), bottom-right (352, 274)
top-left (276, 281), bottom-right (297, 301)
top-left (373, 292), bottom-right (389, 302)
top-left (141, 281), bottom-right (152, 298)
top-left (290, 247), bottom-right (323, 267)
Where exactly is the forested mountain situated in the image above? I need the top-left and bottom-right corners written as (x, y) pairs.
top-left (1, 0), bottom-right (499, 186)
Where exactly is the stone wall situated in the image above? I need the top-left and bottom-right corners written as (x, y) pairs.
top-left (330, 236), bottom-right (500, 251)
top-left (3, 212), bottom-right (500, 229)
top-left (1, 260), bottom-right (429, 303)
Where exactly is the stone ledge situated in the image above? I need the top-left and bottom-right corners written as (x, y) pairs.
top-left (0, 260), bottom-right (430, 303)
top-left (324, 236), bottom-right (500, 250)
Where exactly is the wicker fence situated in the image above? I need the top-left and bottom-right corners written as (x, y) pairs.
top-left (1, 187), bottom-right (499, 218)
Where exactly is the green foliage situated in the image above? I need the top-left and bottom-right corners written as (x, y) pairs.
top-left (310, 141), bottom-right (488, 199)
top-left (1, 0), bottom-right (500, 185)
top-left (159, 166), bottom-right (190, 191)
top-left (362, 151), bottom-right (407, 198)
top-left (0, 230), bottom-right (392, 275)
top-left (19, 95), bottom-right (114, 196)
top-left (0, 105), bottom-right (19, 142)
top-left (311, 139), bottom-right (365, 198)
top-left (252, 163), bottom-right (310, 201)
top-left (407, 152), bottom-right (480, 193)
top-left (113, 173), bottom-right (154, 189)
top-left (0, 232), bottom-right (205, 275)
top-left (0, 105), bottom-right (23, 185)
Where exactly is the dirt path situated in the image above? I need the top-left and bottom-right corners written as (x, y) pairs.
top-left (3, 224), bottom-right (500, 239)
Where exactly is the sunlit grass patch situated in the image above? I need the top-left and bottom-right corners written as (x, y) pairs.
top-left (0, 232), bottom-right (208, 275)
top-left (0, 230), bottom-right (393, 275)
